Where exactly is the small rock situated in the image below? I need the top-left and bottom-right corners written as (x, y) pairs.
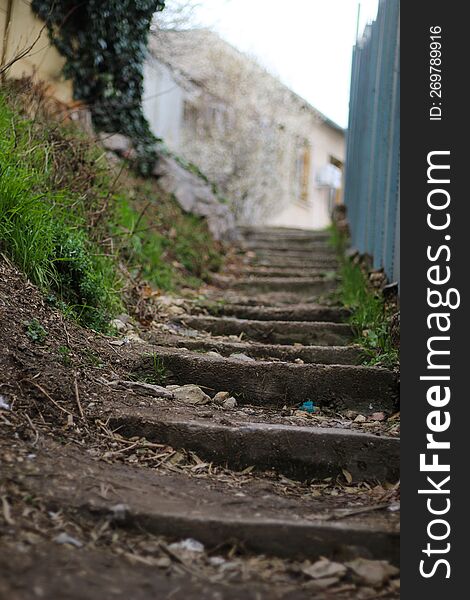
top-left (208, 556), bottom-right (226, 567)
top-left (109, 339), bottom-right (128, 346)
top-left (302, 558), bottom-right (347, 580)
top-left (155, 556), bottom-right (172, 568)
top-left (109, 503), bottom-right (130, 521)
top-left (172, 384), bottom-right (211, 405)
top-left (294, 358), bottom-right (305, 364)
top-left (0, 395), bottom-right (10, 410)
top-left (229, 353), bottom-right (255, 362)
top-left (223, 397), bottom-right (237, 409)
top-left (110, 318), bottom-right (127, 333)
top-left (111, 380), bottom-right (174, 399)
top-left (213, 391), bottom-right (230, 405)
top-left (207, 351), bottom-right (223, 358)
top-left (370, 412), bottom-right (386, 422)
top-left (344, 410), bottom-right (358, 419)
top-left (346, 558), bottom-right (399, 587)
top-left (354, 415), bottom-right (367, 423)
top-left (168, 538), bottom-right (204, 553)
top-left (54, 533), bottom-right (83, 548)
top-left (126, 332), bottom-right (146, 344)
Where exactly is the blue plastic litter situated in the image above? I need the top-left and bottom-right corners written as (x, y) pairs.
top-left (300, 400), bottom-right (316, 414)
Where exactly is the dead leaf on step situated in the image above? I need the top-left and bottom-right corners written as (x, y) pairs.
top-left (167, 450), bottom-right (185, 465)
top-left (342, 469), bottom-right (353, 484)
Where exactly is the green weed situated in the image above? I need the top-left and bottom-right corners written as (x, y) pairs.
top-left (24, 319), bottom-right (48, 344)
top-left (1, 84), bottom-right (224, 334)
top-left (0, 89), bottom-right (121, 331)
top-left (132, 353), bottom-right (168, 386)
top-left (330, 225), bottom-right (398, 368)
top-left (58, 345), bottom-right (72, 366)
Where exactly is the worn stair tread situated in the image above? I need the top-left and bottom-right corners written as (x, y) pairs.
top-left (225, 266), bottom-right (335, 278)
top-left (109, 409), bottom-right (400, 483)
top-left (239, 226), bottom-right (331, 241)
top-left (220, 290), bottom-right (335, 305)
top-left (1, 542), bottom-right (321, 600)
top-left (249, 257), bottom-right (339, 269)
top-left (173, 315), bottom-right (353, 346)
top-left (19, 439), bottom-right (399, 563)
top-left (197, 302), bottom-right (349, 322)
top-left (210, 275), bottom-right (337, 295)
top-left (139, 346), bottom-right (399, 414)
top-left (241, 241), bottom-right (334, 252)
top-left (151, 333), bottom-right (363, 365)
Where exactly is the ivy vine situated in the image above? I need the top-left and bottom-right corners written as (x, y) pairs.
top-left (31, 0), bottom-right (165, 174)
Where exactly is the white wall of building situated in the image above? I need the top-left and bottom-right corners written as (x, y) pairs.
top-left (143, 58), bottom-right (184, 149)
top-left (143, 33), bottom-right (345, 231)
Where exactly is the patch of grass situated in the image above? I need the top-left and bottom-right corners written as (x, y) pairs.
top-left (1, 82), bottom-right (224, 332)
top-left (109, 184), bottom-right (223, 291)
top-left (0, 87), bottom-right (121, 331)
top-left (24, 319), bottom-right (48, 344)
top-left (58, 345), bottom-right (72, 366)
top-left (330, 226), bottom-right (398, 368)
top-left (327, 223), bottom-right (347, 255)
top-left (132, 353), bottom-right (168, 386)
top-left (81, 349), bottom-right (103, 368)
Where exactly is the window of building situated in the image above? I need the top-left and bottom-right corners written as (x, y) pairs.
top-left (295, 139), bottom-right (311, 203)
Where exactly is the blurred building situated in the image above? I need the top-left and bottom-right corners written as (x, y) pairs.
top-left (0, 0), bottom-right (72, 103)
top-left (144, 29), bottom-right (345, 229)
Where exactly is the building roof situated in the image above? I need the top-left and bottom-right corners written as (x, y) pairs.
top-left (148, 28), bottom-right (344, 135)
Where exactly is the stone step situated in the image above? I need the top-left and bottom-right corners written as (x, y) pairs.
top-left (225, 266), bottom-right (335, 278)
top-left (197, 302), bottom-right (349, 322)
top-left (210, 275), bottom-right (337, 296)
top-left (224, 291), bottom-right (335, 305)
top-left (154, 335), bottom-right (363, 365)
top-left (110, 411), bottom-right (400, 483)
top-left (139, 347), bottom-right (399, 414)
top-left (241, 240), bottom-right (334, 252)
top-left (173, 315), bottom-right (353, 346)
top-left (239, 226), bottom-right (331, 241)
top-left (249, 248), bottom-right (337, 260)
top-left (249, 256), bottom-right (338, 269)
top-left (25, 440), bottom-right (399, 564)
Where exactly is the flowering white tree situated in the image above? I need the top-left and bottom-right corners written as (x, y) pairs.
top-left (148, 29), bottom-right (327, 223)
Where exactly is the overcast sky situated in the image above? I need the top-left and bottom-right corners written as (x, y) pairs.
top-left (191, 0), bottom-right (379, 128)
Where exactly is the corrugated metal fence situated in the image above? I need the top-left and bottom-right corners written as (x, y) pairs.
top-left (344, 0), bottom-right (400, 283)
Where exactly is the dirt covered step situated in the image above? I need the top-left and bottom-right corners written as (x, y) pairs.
top-left (196, 302), bottom-right (349, 323)
top-left (138, 347), bottom-right (398, 414)
top-left (241, 240), bottom-right (334, 253)
top-left (239, 226), bottom-right (331, 242)
top-left (210, 275), bottom-right (337, 296)
top-left (250, 249), bottom-right (337, 261)
top-left (225, 266), bottom-right (335, 278)
top-left (110, 411), bottom-right (400, 483)
top-left (173, 315), bottom-right (353, 346)
top-left (153, 335), bottom-right (363, 365)
top-left (249, 255), bottom-right (338, 269)
top-left (23, 439), bottom-right (399, 564)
